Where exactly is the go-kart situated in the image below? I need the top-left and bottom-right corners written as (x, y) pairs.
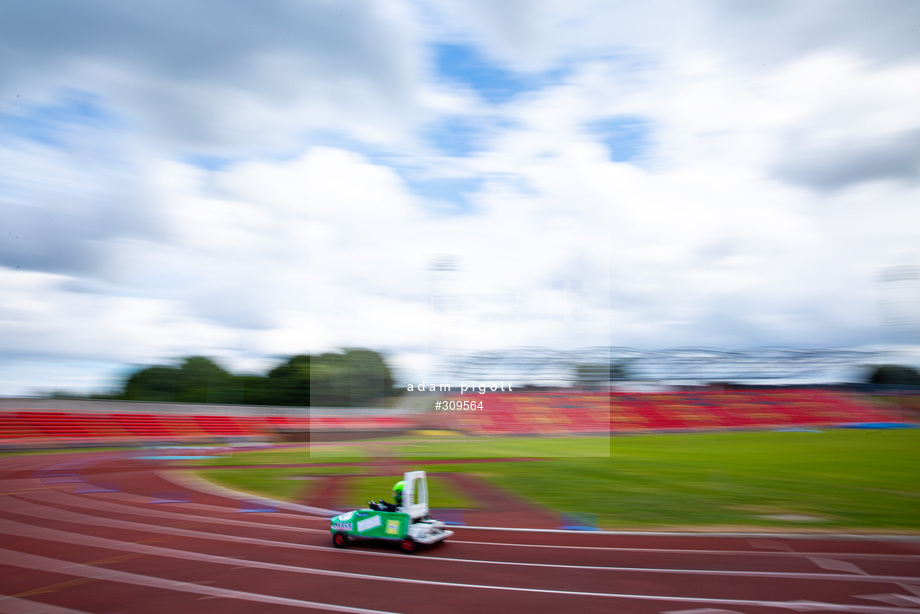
top-left (329, 470), bottom-right (454, 554)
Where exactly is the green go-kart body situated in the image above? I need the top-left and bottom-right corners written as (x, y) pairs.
top-left (331, 509), bottom-right (411, 540)
top-left (329, 471), bottom-right (453, 554)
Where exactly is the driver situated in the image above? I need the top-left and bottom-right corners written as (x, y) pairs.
top-left (392, 480), bottom-right (404, 508)
top-left (376, 480), bottom-right (405, 512)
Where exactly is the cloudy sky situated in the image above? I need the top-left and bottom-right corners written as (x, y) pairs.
top-left (2, 0), bottom-right (919, 395)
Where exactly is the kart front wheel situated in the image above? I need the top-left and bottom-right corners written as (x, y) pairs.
top-left (399, 538), bottom-right (416, 554)
top-left (332, 532), bottom-right (349, 548)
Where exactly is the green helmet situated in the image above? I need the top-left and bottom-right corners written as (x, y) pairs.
top-left (393, 481), bottom-right (405, 495)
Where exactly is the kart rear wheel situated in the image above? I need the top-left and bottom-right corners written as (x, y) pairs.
top-left (332, 532), bottom-right (349, 548)
top-left (399, 538), bottom-right (416, 554)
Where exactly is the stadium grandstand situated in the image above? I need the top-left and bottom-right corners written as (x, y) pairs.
top-left (0, 346), bottom-right (916, 449)
top-left (429, 346), bottom-right (916, 435)
top-left (433, 388), bottom-right (906, 436)
top-left (441, 346), bottom-right (891, 387)
top-left (0, 399), bottom-right (416, 450)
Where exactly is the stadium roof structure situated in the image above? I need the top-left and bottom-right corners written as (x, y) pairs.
top-left (440, 346), bottom-right (887, 387)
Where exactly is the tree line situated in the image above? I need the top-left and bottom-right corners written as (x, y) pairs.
top-left (44, 355), bottom-right (920, 404)
top-left (116, 349), bottom-right (399, 407)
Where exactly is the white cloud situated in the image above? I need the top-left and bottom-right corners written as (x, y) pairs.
top-left (0, 0), bottom-right (429, 157)
top-left (1, 1), bottom-right (919, 393)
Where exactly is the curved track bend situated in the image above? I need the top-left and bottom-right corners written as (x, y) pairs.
top-left (2, 451), bottom-right (920, 614)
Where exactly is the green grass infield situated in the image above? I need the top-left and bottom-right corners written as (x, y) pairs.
top-left (190, 429), bottom-right (920, 531)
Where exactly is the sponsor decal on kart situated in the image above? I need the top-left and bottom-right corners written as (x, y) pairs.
top-left (331, 511), bottom-right (354, 532)
top-left (385, 519), bottom-right (401, 535)
top-left (356, 515), bottom-right (383, 533)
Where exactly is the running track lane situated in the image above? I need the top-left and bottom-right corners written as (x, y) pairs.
top-left (1, 452), bottom-right (919, 613)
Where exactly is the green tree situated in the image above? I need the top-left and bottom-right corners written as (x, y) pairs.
top-left (122, 365), bottom-right (183, 402)
top-left (119, 349), bottom-right (399, 407)
top-left (176, 356), bottom-right (238, 404)
top-left (122, 357), bottom-right (239, 403)
top-left (309, 348), bottom-right (397, 406)
top-left (267, 354), bottom-right (311, 406)
top-left (867, 364), bottom-right (920, 387)
top-left (237, 374), bottom-right (275, 406)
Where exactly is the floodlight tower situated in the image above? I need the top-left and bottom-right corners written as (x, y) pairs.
top-left (877, 265), bottom-right (920, 346)
top-left (875, 264), bottom-right (920, 419)
top-left (428, 254), bottom-right (459, 385)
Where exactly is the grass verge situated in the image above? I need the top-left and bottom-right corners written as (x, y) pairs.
top-left (189, 429), bottom-right (920, 531)
top-left (193, 467), bottom-right (311, 501)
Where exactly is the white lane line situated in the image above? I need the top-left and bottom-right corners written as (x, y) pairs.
top-left (0, 507), bottom-right (624, 573)
top-left (42, 467), bottom-right (328, 528)
top-left (164, 468), bottom-right (920, 549)
top-left (0, 548), bottom-right (395, 614)
top-left (1, 500), bottom-right (361, 556)
top-left (857, 594), bottom-right (920, 607)
top-left (28, 486), bottom-right (920, 565)
top-left (1, 546), bottom-right (917, 614)
top-left (451, 524), bottom-right (920, 541)
top-left (75, 492), bottom-right (325, 530)
top-left (449, 538), bottom-right (920, 560)
top-left (17, 488), bottom-right (327, 535)
top-left (749, 539), bottom-right (795, 552)
top-left (810, 558), bottom-right (868, 575)
top-left (70, 470), bottom-right (317, 521)
top-left (79, 488), bottom-right (309, 521)
top-left (0, 594), bottom-right (92, 614)
top-left (11, 492), bottom-right (920, 577)
top-left (0, 519), bottom-right (623, 595)
top-left (21, 480), bottom-right (920, 562)
top-left (6, 499), bottom-right (920, 583)
top-left (159, 468), bottom-right (336, 517)
top-left (2, 510), bottom-right (920, 587)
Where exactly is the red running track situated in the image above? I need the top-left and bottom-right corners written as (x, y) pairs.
top-left (1, 450), bottom-right (920, 613)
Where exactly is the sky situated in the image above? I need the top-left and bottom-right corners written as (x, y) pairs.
top-left (1, 0), bottom-right (919, 395)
